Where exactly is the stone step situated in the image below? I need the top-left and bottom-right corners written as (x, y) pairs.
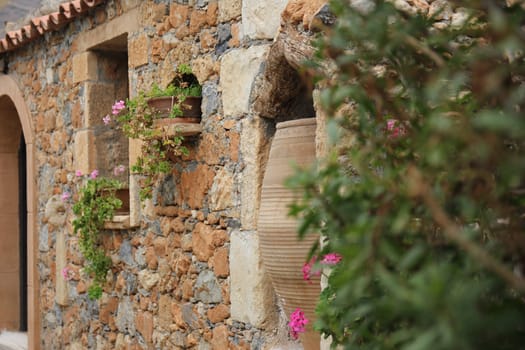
top-left (0, 331), bottom-right (27, 350)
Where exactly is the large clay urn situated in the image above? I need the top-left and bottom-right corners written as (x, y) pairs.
top-left (258, 118), bottom-right (320, 349)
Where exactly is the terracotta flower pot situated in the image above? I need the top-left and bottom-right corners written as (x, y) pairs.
top-left (99, 188), bottom-right (129, 215)
top-left (147, 96), bottom-right (202, 136)
top-left (147, 96), bottom-right (202, 119)
top-left (258, 118), bottom-right (320, 350)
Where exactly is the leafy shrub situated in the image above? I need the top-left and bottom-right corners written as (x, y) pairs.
top-left (288, 1), bottom-right (525, 348)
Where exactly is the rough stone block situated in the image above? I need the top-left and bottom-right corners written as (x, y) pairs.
top-left (242, 0), bottom-right (288, 40)
top-left (240, 117), bottom-right (271, 229)
top-left (128, 34), bottom-right (149, 68)
top-left (210, 246), bottom-right (229, 277)
top-left (99, 296), bottom-right (118, 324)
top-left (140, 2), bottom-right (167, 24)
top-left (121, 0), bottom-right (141, 11)
top-left (191, 56), bottom-right (218, 85)
top-left (207, 1), bottom-right (219, 25)
top-left (189, 9), bottom-right (208, 34)
top-left (116, 297), bottom-right (136, 335)
top-left (55, 230), bottom-right (68, 306)
top-left (129, 174), bottom-right (142, 228)
top-left (207, 304), bottom-right (230, 324)
top-left (282, 0), bottom-right (329, 28)
top-left (159, 42), bottom-right (193, 87)
top-left (230, 230), bottom-right (276, 328)
top-left (195, 270), bottom-right (222, 303)
top-left (428, 0), bottom-right (453, 20)
top-left (209, 167), bottom-right (234, 211)
top-left (128, 138), bottom-right (143, 172)
top-left (192, 223), bottom-right (228, 262)
top-left (84, 82), bottom-right (116, 128)
top-left (200, 29), bottom-right (218, 50)
top-left (138, 270), bottom-right (160, 290)
top-left (73, 130), bottom-right (96, 176)
top-left (169, 3), bottom-right (189, 28)
top-left (211, 324), bottom-right (229, 349)
top-left (44, 195), bottom-right (67, 227)
top-left (197, 131), bottom-right (224, 165)
top-left (220, 45), bottom-right (269, 116)
top-left (72, 51), bottom-right (98, 83)
top-left (229, 22), bottom-right (240, 47)
top-left (180, 164), bottom-right (215, 209)
top-left (135, 311), bottom-right (154, 344)
top-left (218, 0), bottom-right (241, 22)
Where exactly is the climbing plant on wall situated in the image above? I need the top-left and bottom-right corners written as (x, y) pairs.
top-left (288, 0), bottom-right (525, 348)
top-left (71, 170), bottom-right (123, 299)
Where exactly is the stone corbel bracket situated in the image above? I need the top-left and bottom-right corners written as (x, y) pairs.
top-left (252, 0), bottom-right (334, 120)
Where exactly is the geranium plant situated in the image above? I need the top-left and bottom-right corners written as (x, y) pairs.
top-left (65, 168), bottom-right (124, 299)
top-left (288, 252), bottom-right (342, 340)
top-left (105, 64), bottom-right (202, 199)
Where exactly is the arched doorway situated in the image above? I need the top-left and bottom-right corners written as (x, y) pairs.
top-left (0, 95), bottom-right (25, 331)
top-left (0, 75), bottom-right (38, 349)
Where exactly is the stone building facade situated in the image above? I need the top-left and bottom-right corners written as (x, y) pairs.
top-left (0, 0), bottom-right (329, 349)
top-left (0, 0), bottom-right (469, 349)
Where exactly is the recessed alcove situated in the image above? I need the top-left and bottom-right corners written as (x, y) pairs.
top-left (73, 8), bottom-right (141, 228)
top-left (253, 41), bottom-right (316, 122)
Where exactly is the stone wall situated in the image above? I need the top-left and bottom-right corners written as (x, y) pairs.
top-left (2, 0), bottom-right (316, 349)
top-left (3, 0), bottom-right (475, 348)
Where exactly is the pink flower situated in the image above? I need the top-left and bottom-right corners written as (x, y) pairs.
top-left (302, 257), bottom-right (321, 282)
top-left (61, 266), bottom-right (72, 281)
top-left (75, 170), bottom-right (83, 177)
top-left (113, 164), bottom-right (126, 176)
top-left (387, 119), bottom-right (396, 130)
top-left (90, 169), bottom-right (99, 179)
top-left (102, 115), bottom-right (111, 125)
top-left (112, 100), bottom-right (126, 115)
top-left (61, 191), bottom-right (71, 202)
top-left (289, 308), bottom-right (308, 340)
top-left (321, 253), bottom-right (342, 265)
top-left (386, 118), bottom-right (406, 138)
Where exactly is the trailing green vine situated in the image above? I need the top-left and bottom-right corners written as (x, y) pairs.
top-left (71, 170), bottom-right (123, 299)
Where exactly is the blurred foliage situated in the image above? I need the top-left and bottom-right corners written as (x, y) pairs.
top-left (288, 0), bottom-right (525, 348)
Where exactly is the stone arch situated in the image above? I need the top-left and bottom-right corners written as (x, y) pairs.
top-left (0, 74), bottom-right (39, 350)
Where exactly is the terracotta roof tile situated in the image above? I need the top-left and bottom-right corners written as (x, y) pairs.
top-left (0, 0), bottom-right (106, 54)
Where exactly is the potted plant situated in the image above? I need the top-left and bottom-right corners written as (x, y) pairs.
top-left (106, 64), bottom-right (202, 199)
top-left (65, 169), bottom-right (124, 300)
top-left (146, 63), bottom-right (202, 124)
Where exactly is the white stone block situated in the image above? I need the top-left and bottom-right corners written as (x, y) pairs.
top-left (242, 0), bottom-right (288, 40)
top-left (230, 230), bottom-right (277, 328)
top-left (240, 117), bottom-right (270, 230)
top-left (220, 45), bottom-right (269, 117)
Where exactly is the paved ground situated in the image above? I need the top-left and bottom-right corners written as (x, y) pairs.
top-left (0, 331), bottom-right (27, 350)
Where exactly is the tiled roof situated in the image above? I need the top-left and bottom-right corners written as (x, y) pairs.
top-left (0, 0), bottom-right (106, 54)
